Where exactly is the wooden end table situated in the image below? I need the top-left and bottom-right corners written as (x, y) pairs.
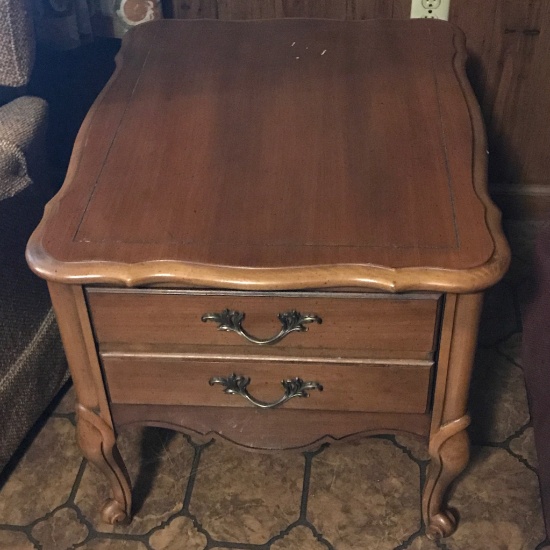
top-left (27, 19), bottom-right (510, 539)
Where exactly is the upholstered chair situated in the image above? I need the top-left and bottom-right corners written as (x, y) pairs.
top-left (0, 0), bottom-right (68, 474)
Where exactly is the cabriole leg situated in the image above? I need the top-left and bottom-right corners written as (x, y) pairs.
top-left (423, 415), bottom-right (470, 538)
top-left (422, 292), bottom-right (484, 538)
top-left (76, 404), bottom-right (132, 524)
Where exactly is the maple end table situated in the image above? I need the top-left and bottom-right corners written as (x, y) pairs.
top-left (27, 19), bottom-right (510, 539)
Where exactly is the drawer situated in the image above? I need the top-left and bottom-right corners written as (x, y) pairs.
top-left (101, 355), bottom-right (434, 414)
top-left (87, 289), bottom-right (441, 359)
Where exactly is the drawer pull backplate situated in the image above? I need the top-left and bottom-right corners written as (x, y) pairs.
top-left (201, 309), bottom-right (322, 345)
top-left (209, 373), bottom-right (323, 409)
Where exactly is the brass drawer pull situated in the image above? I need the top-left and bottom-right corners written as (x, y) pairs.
top-left (209, 373), bottom-right (323, 409)
top-left (201, 309), bottom-right (322, 345)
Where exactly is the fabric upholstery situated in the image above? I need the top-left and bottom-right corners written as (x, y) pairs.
top-left (0, 96), bottom-right (48, 200)
top-left (0, 0), bottom-right (35, 86)
top-left (0, 1), bottom-right (68, 473)
top-left (0, 182), bottom-right (68, 472)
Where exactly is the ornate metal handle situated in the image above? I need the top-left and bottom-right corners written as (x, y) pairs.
top-left (201, 309), bottom-right (322, 345)
top-left (209, 373), bottom-right (323, 409)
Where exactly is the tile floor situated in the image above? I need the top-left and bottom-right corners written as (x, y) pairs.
top-left (0, 222), bottom-right (549, 550)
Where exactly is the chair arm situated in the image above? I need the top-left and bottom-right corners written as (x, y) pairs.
top-left (0, 97), bottom-right (48, 201)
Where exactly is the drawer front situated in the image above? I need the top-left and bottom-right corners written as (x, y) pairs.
top-left (87, 289), bottom-right (441, 358)
top-left (102, 355), bottom-right (433, 414)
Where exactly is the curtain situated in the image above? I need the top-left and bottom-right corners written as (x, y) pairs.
top-left (32, 0), bottom-right (163, 49)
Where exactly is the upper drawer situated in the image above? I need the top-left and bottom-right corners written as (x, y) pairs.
top-left (86, 289), bottom-right (441, 359)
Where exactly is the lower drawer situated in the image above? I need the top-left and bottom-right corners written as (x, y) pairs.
top-left (102, 356), bottom-right (433, 414)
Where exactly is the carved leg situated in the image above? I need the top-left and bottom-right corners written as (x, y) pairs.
top-left (422, 415), bottom-right (470, 539)
top-left (422, 293), bottom-right (483, 538)
top-left (76, 404), bottom-right (132, 524)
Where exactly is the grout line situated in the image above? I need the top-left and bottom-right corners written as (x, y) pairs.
top-left (68, 458), bottom-right (88, 504)
top-left (299, 448), bottom-right (315, 520)
top-left (75, 531), bottom-right (154, 546)
top-left (27, 530), bottom-right (41, 550)
top-left (204, 535), bottom-right (270, 549)
top-left (503, 447), bottom-right (538, 475)
top-left (393, 530), bottom-right (424, 550)
top-left (0, 524), bottom-right (29, 531)
top-left (305, 521), bottom-right (335, 550)
top-left (145, 507), bottom-right (213, 549)
top-left (382, 434), bottom-right (428, 466)
top-left (182, 439), bottom-right (211, 513)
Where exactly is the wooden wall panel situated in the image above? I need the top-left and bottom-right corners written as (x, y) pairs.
top-left (169, 0), bottom-right (218, 18)
top-left (390, 0), bottom-right (409, 19)
top-left (450, 0), bottom-right (550, 217)
top-left (172, 0), bottom-right (397, 19)
top-left (168, 0), bottom-right (550, 218)
top-left (216, 0), bottom-right (282, 19)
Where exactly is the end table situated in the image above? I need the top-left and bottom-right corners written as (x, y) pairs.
top-left (27, 19), bottom-right (510, 539)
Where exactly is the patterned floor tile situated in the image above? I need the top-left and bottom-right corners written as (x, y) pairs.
top-left (79, 539), bottom-right (148, 549)
top-left (498, 332), bottom-right (522, 366)
top-left (468, 349), bottom-right (530, 444)
top-left (270, 525), bottom-right (329, 549)
top-left (148, 516), bottom-right (207, 550)
top-left (189, 440), bottom-right (303, 545)
top-left (393, 434), bottom-right (430, 462)
top-left (405, 535), bottom-right (439, 549)
top-left (308, 438), bottom-right (420, 550)
top-left (54, 383), bottom-right (76, 415)
top-left (75, 426), bottom-right (194, 535)
top-left (0, 417), bottom-right (82, 525)
top-left (31, 507), bottom-right (88, 550)
top-left (0, 529), bottom-right (35, 549)
top-left (446, 447), bottom-right (545, 550)
top-left (509, 427), bottom-right (538, 469)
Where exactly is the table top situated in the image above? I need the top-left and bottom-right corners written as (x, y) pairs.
top-left (27, 19), bottom-right (509, 292)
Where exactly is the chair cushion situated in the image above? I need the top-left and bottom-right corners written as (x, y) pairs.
top-left (0, 96), bottom-right (48, 200)
top-left (0, 0), bottom-right (35, 87)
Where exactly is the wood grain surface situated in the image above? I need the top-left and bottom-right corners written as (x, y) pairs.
top-left (168, 0), bottom-right (550, 219)
top-left (87, 288), bottom-right (440, 356)
top-left (27, 18), bottom-right (509, 291)
top-left (110, 403), bottom-right (432, 450)
top-left (102, 355), bottom-right (433, 413)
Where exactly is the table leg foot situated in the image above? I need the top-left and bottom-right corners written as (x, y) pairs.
top-left (76, 403), bottom-right (132, 524)
top-left (425, 509), bottom-right (458, 540)
top-left (423, 415), bottom-right (470, 539)
top-left (101, 498), bottom-right (130, 524)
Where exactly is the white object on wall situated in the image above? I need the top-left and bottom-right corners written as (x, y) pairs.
top-left (410, 0), bottom-right (451, 20)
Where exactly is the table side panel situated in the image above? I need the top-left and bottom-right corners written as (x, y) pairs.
top-left (110, 404), bottom-right (432, 450)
